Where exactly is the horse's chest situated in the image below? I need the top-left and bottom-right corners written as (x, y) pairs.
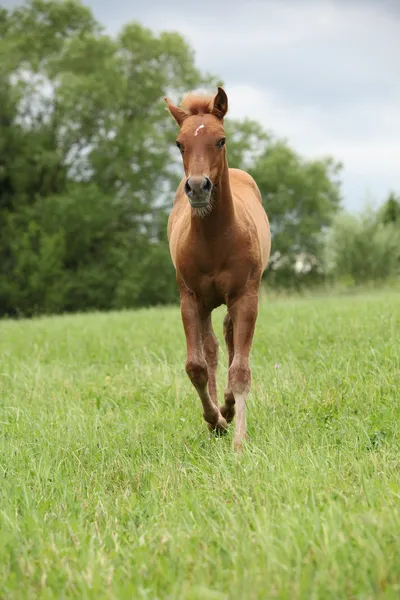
top-left (178, 253), bottom-right (244, 307)
top-left (184, 271), bottom-right (231, 306)
top-left (175, 228), bottom-right (258, 305)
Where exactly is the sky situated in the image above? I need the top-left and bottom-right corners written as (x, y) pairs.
top-left (5, 0), bottom-right (400, 211)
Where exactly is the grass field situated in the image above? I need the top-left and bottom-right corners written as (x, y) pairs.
top-left (1, 291), bottom-right (400, 599)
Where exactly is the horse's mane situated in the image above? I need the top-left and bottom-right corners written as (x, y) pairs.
top-left (180, 93), bottom-right (214, 116)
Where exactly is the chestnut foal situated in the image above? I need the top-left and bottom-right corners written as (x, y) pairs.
top-left (165, 87), bottom-right (271, 451)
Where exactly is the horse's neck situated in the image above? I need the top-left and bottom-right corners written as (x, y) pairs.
top-left (191, 158), bottom-right (234, 233)
top-left (215, 159), bottom-right (234, 215)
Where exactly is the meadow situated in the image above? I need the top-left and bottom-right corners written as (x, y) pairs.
top-left (1, 291), bottom-right (400, 599)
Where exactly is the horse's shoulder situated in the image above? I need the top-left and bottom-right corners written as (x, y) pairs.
top-left (229, 168), bottom-right (262, 203)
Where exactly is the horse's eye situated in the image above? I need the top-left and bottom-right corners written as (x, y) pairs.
top-left (217, 138), bottom-right (226, 148)
top-left (176, 141), bottom-right (184, 152)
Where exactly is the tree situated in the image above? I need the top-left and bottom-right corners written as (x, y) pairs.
top-left (378, 192), bottom-right (400, 226)
top-left (249, 140), bottom-right (342, 284)
top-left (0, 0), bottom-right (212, 316)
top-left (0, 0), bottom-right (344, 316)
top-left (225, 118), bottom-right (269, 170)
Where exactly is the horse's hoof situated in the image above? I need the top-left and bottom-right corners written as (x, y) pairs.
top-left (233, 433), bottom-right (248, 453)
top-left (207, 415), bottom-right (228, 436)
top-left (220, 404), bottom-right (235, 424)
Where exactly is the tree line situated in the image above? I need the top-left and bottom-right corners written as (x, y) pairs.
top-left (1, 0), bottom-right (399, 318)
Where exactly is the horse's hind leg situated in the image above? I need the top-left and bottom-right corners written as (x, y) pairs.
top-left (220, 312), bottom-right (236, 423)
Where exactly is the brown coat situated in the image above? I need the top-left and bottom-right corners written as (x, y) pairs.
top-left (165, 87), bottom-right (271, 451)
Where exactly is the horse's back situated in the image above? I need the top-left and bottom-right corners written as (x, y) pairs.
top-left (229, 168), bottom-right (271, 271)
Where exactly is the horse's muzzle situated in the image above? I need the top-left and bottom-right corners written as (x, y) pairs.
top-left (184, 176), bottom-right (212, 207)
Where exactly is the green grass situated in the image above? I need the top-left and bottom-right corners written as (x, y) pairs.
top-left (1, 291), bottom-right (400, 599)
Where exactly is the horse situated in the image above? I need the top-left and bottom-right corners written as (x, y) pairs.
top-left (164, 87), bottom-right (271, 451)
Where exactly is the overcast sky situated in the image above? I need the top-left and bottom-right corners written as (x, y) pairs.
top-left (6, 0), bottom-right (400, 211)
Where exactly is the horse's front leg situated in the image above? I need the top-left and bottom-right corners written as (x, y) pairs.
top-left (180, 289), bottom-right (227, 433)
top-left (220, 312), bottom-right (236, 423)
top-left (201, 316), bottom-right (219, 409)
top-left (228, 289), bottom-right (259, 452)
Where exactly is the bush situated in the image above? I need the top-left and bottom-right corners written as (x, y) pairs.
top-left (324, 209), bottom-right (400, 285)
top-left (0, 184), bottom-right (178, 317)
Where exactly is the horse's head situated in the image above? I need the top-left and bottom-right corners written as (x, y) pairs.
top-left (165, 87), bottom-right (228, 209)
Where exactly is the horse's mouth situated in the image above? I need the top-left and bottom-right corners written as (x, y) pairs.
top-left (189, 199), bottom-right (210, 208)
top-left (188, 192), bottom-right (211, 208)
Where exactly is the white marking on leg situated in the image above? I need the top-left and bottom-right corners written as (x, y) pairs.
top-left (235, 393), bottom-right (246, 436)
top-left (233, 392), bottom-right (248, 452)
top-left (194, 123), bottom-right (205, 136)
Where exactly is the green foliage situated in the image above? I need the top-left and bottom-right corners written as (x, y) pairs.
top-left (0, 184), bottom-right (178, 316)
top-left (378, 192), bottom-right (400, 225)
top-left (225, 118), bottom-right (269, 170)
top-left (2, 293), bottom-right (400, 597)
top-left (249, 141), bottom-right (342, 281)
top-left (1, 0), bottom-right (345, 317)
top-left (0, 0), bottom-right (204, 316)
top-left (324, 206), bottom-right (400, 285)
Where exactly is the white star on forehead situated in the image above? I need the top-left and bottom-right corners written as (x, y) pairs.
top-left (194, 123), bottom-right (205, 136)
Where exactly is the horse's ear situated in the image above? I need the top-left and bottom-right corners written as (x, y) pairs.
top-left (212, 87), bottom-right (228, 120)
top-left (164, 98), bottom-right (188, 127)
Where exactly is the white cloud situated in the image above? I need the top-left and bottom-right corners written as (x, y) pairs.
top-left (226, 81), bottom-right (400, 210)
top-left (228, 84), bottom-right (400, 165)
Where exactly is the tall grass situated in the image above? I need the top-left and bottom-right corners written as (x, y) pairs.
top-left (1, 291), bottom-right (400, 598)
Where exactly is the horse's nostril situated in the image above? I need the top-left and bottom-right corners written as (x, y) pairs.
top-left (202, 177), bottom-right (212, 193)
top-left (184, 176), bottom-right (211, 198)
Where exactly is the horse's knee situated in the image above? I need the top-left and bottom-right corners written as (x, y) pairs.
top-left (228, 359), bottom-right (251, 395)
top-left (186, 359), bottom-right (208, 388)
